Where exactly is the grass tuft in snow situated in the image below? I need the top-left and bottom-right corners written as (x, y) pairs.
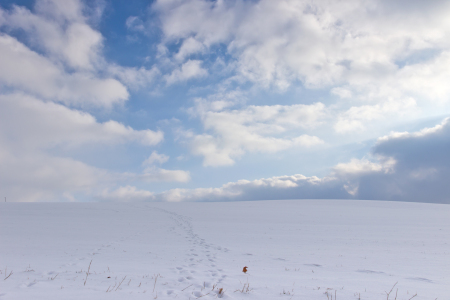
top-left (235, 279), bottom-right (252, 294)
top-left (4, 267), bottom-right (13, 280)
top-left (83, 260), bottom-right (92, 286)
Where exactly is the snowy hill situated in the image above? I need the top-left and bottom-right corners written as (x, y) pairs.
top-left (1, 200), bottom-right (448, 299)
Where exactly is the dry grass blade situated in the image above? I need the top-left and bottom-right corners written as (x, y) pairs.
top-left (408, 294), bottom-right (418, 300)
top-left (385, 282), bottom-right (398, 300)
top-left (235, 281), bottom-right (252, 294)
top-left (153, 273), bottom-right (160, 292)
top-left (84, 260), bottom-right (92, 286)
top-left (4, 270), bottom-right (13, 280)
top-left (182, 284), bottom-right (193, 291)
top-left (115, 276), bottom-right (127, 291)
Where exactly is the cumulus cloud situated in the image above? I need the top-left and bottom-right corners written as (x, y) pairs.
top-left (0, 93), bottom-right (166, 202)
top-left (165, 59), bottom-right (208, 84)
top-left (183, 100), bottom-right (326, 166)
top-left (3, 0), bottom-right (450, 204)
top-left (109, 118), bottom-right (450, 203)
top-left (0, 34), bottom-right (129, 107)
top-left (1, 1), bottom-right (101, 70)
top-left (360, 117), bottom-right (450, 203)
top-left (97, 166), bottom-right (191, 202)
top-left (0, 94), bottom-right (163, 149)
top-left (99, 186), bottom-right (154, 202)
top-left (331, 117), bottom-right (450, 203)
top-left (108, 64), bottom-right (160, 90)
top-left (154, 0), bottom-right (449, 88)
top-left (0, 0), bottom-right (160, 106)
top-left (137, 151), bottom-right (191, 182)
top-left (99, 173), bottom-right (347, 202)
top-left (0, 1), bottom-right (131, 108)
top-left (0, 0), bottom-right (176, 202)
top-left (174, 37), bottom-right (205, 61)
top-left (0, 151), bottom-right (108, 202)
top-left (143, 151), bottom-right (170, 165)
top-left (98, 185), bottom-right (153, 202)
top-left (154, 175), bottom-right (347, 202)
top-left (154, 0), bottom-right (450, 133)
top-left (126, 16), bottom-right (145, 32)
top-left (334, 98), bottom-right (418, 133)
top-left (334, 118), bottom-right (450, 203)
top-left (139, 168), bottom-right (191, 183)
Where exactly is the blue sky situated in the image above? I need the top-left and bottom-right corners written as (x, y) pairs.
top-left (1, 0), bottom-right (449, 203)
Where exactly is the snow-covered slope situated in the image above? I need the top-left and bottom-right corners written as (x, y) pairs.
top-left (0, 200), bottom-right (448, 299)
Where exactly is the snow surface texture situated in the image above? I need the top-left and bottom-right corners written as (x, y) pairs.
top-left (0, 200), bottom-right (448, 300)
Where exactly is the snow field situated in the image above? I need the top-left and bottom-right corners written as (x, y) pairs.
top-left (0, 200), bottom-right (449, 299)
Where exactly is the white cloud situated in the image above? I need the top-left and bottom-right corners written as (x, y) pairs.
top-left (0, 150), bottom-right (109, 202)
top-left (332, 157), bottom-right (396, 195)
top-left (152, 174), bottom-right (343, 202)
top-left (0, 93), bottom-right (165, 202)
top-left (174, 37), bottom-right (205, 61)
top-left (143, 151), bottom-right (170, 165)
top-left (35, 0), bottom-right (84, 23)
top-left (332, 51), bottom-right (450, 133)
top-left (140, 167), bottom-right (191, 183)
top-left (0, 27), bottom-right (128, 108)
top-left (99, 186), bottom-right (154, 202)
top-left (335, 117), bottom-right (450, 203)
top-left (3, 0), bottom-right (450, 204)
top-left (0, 93), bottom-right (163, 149)
top-left (396, 51), bottom-right (450, 104)
top-left (334, 98), bottom-right (418, 133)
top-left (2, 1), bottom-right (102, 70)
top-left (140, 152), bottom-right (190, 182)
top-left (184, 101), bottom-right (325, 166)
top-left (145, 117), bottom-right (450, 203)
top-left (153, 0), bottom-right (241, 46)
top-left (0, 0), bottom-right (199, 202)
top-left (154, 0), bottom-right (450, 131)
top-left (108, 64), bottom-right (160, 90)
top-left (0, 0), bottom-right (166, 107)
top-left (331, 87), bottom-right (352, 99)
top-left (165, 59), bottom-right (208, 84)
top-left (126, 16), bottom-right (145, 32)
top-left (333, 158), bottom-right (395, 176)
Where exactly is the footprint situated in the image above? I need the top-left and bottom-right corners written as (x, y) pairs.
top-left (166, 290), bottom-right (174, 295)
top-left (193, 291), bottom-right (203, 297)
top-left (407, 277), bottom-right (433, 283)
top-left (357, 269), bottom-right (384, 274)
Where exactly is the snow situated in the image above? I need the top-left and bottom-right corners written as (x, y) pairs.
top-left (0, 200), bottom-right (449, 300)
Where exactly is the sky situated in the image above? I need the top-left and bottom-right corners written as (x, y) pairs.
top-left (0, 0), bottom-right (449, 203)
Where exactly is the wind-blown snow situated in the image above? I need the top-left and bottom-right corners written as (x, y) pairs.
top-left (0, 200), bottom-right (448, 299)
